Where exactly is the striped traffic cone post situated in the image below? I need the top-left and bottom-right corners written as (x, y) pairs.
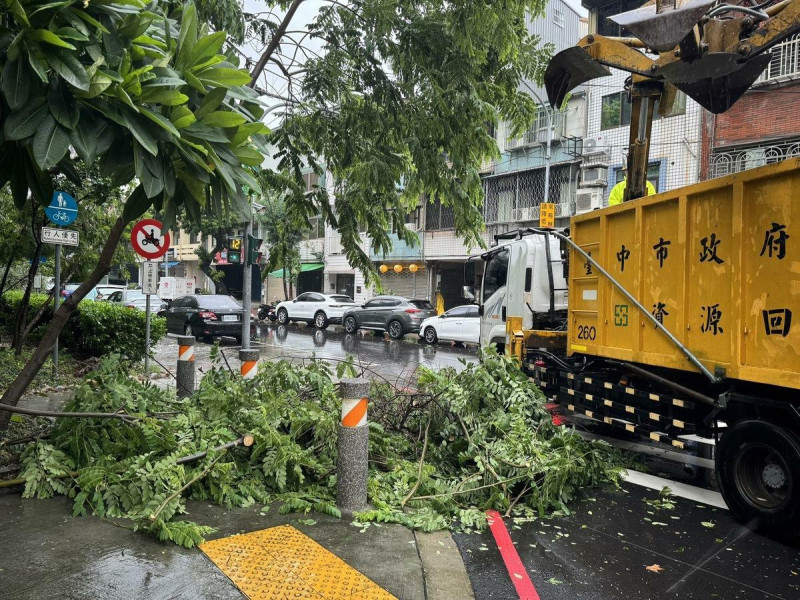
top-left (176, 335), bottom-right (195, 399)
top-left (336, 378), bottom-right (370, 514)
top-left (239, 349), bottom-right (259, 380)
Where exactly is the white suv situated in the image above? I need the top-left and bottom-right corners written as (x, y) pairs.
top-left (276, 293), bottom-right (357, 329)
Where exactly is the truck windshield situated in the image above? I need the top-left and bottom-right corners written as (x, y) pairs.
top-left (482, 248), bottom-right (508, 303)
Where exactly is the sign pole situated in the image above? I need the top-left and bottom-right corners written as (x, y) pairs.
top-left (241, 220), bottom-right (252, 349)
top-left (144, 293), bottom-right (151, 375)
top-left (53, 244), bottom-right (60, 377)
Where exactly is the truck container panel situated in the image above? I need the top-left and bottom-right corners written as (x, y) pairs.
top-left (569, 158), bottom-right (800, 390)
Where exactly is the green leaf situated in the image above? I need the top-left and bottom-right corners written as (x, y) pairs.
top-left (139, 88), bottom-right (189, 106)
top-left (194, 86), bottom-right (227, 120)
top-left (121, 110), bottom-right (159, 155)
top-left (32, 115), bottom-right (70, 169)
top-left (190, 31), bottom-right (226, 66)
top-left (139, 107), bottom-right (180, 137)
top-left (234, 146), bottom-right (264, 166)
top-left (9, 0), bottom-right (30, 26)
top-left (196, 68), bottom-right (251, 88)
top-left (47, 81), bottom-right (80, 128)
top-left (176, 1), bottom-right (198, 67)
top-left (28, 29), bottom-right (76, 50)
top-left (73, 70), bottom-right (114, 99)
top-left (122, 184), bottom-right (153, 222)
top-left (46, 50), bottom-right (90, 91)
top-left (70, 121), bottom-right (99, 163)
top-left (701, 521), bottom-right (715, 528)
top-left (4, 99), bottom-right (49, 140)
top-left (2, 56), bottom-right (31, 110)
top-left (170, 106), bottom-right (196, 129)
top-left (70, 9), bottom-right (110, 34)
top-left (200, 111), bottom-right (246, 128)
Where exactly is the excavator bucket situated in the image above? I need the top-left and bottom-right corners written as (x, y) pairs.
top-left (672, 53), bottom-right (771, 113)
top-left (544, 47), bottom-right (611, 108)
top-left (609, 0), bottom-right (716, 52)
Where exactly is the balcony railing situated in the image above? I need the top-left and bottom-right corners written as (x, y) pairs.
top-left (756, 33), bottom-right (800, 83)
top-left (708, 139), bottom-right (800, 179)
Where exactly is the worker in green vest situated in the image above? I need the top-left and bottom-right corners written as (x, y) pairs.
top-left (608, 168), bottom-right (656, 206)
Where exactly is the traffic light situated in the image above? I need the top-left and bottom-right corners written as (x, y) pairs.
top-left (227, 237), bottom-right (242, 264)
top-left (247, 234), bottom-right (263, 266)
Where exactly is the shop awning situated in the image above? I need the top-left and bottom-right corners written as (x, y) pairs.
top-left (268, 263), bottom-right (324, 278)
top-left (160, 261), bottom-right (181, 269)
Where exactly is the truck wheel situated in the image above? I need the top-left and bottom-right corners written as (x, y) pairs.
top-left (277, 308), bottom-right (289, 324)
top-left (716, 419), bottom-right (800, 540)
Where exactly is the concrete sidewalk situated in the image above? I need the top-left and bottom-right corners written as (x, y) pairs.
top-left (0, 491), bottom-right (473, 600)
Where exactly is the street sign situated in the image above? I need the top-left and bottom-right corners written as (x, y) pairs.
top-left (159, 276), bottom-right (176, 300)
top-left (540, 202), bottom-right (556, 229)
top-left (45, 191), bottom-right (78, 226)
top-left (142, 261), bottom-right (159, 295)
top-left (131, 219), bottom-right (171, 260)
top-left (42, 227), bottom-right (79, 246)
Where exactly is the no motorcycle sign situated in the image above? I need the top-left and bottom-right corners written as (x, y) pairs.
top-left (131, 219), bottom-right (171, 260)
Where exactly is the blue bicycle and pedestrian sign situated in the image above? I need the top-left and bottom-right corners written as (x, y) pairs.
top-left (44, 191), bottom-right (78, 226)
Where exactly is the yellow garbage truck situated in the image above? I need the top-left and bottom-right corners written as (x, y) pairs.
top-left (475, 159), bottom-right (800, 539)
top-left (474, 0), bottom-right (800, 538)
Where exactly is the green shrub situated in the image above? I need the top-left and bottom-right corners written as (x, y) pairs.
top-left (0, 291), bottom-right (55, 341)
top-left (66, 302), bottom-right (166, 362)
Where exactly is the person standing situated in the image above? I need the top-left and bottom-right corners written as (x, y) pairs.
top-left (608, 168), bottom-right (656, 206)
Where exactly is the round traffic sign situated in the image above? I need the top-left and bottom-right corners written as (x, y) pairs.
top-left (131, 219), bottom-right (171, 260)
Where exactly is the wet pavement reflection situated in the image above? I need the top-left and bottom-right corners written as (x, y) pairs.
top-left (252, 322), bottom-right (478, 385)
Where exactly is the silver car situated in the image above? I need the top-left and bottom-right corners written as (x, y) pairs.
top-left (342, 296), bottom-right (437, 340)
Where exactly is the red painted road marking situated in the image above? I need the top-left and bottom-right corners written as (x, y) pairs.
top-left (486, 510), bottom-right (540, 600)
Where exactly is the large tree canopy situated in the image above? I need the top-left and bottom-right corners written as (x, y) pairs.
top-left (256, 0), bottom-right (551, 277)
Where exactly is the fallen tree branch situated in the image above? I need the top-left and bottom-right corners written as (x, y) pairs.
top-left (150, 454), bottom-right (225, 522)
top-left (410, 475), bottom-right (527, 502)
top-left (401, 417), bottom-right (431, 508)
top-left (175, 434), bottom-right (254, 465)
top-left (0, 403), bottom-right (141, 423)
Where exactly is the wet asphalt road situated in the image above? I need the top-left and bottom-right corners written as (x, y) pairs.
top-left (455, 482), bottom-right (800, 600)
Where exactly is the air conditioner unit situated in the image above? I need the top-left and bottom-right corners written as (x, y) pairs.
top-left (582, 136), bottom-right (601, 153)
top-left (581, 165), bottom-right (608, 186)
top-left (575, 188), bottom-right (604, 215)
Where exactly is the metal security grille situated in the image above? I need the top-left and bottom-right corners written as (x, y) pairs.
top-left (483, 163), bottom-right (579, 224)
top-left (379, 270), bottom-right (426, 298)
top-left (425, 196), bottom-right (455, 231)
top-left (708, 138), bottom-right (800, 179)
top-left (756, 33), bottom-right (800, 83)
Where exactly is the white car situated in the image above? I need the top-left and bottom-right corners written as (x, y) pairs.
top-left (418, 305), bottom-right (480, 344)
top-left (276, 292), bottom-right (357, 329)
top-left (106, 289), bottom-right (166, 312)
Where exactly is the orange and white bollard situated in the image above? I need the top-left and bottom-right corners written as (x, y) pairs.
top-left (176, 335), bottom-right (195, 398)
top-left (336, 378), bottom-right (370, 514)
top-left (239, 349), bottom-right (259, 380)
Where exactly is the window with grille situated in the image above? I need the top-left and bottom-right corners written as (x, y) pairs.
top-left (757, 33), bottom-right (800, 83)
top-left (554, 8), bottom-right (565, 27)
top-left (424, 196), bottom-right (455, 230)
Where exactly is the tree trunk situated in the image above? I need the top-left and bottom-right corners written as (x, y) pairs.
top-left (0, 248), bottom-right (18, 297)
top-left (0, 216), bottom-right (128, 430)
top-left (12, 240), bottom-right (43, 354)
top-left (198, 231), bottom-right (229, 294)
top-left (17, 271), bottom-right (72, 349)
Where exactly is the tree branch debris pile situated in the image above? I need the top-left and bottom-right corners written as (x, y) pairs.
top-left (7, 348), bottom-right (622, 547)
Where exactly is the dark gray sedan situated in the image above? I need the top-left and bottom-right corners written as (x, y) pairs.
top-left (160, 295), bottom-right (243, 342)
top-left (341, 296), bottom-right (437, 339)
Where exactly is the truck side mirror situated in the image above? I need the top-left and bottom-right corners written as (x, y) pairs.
top-left (462, 285), bottom-right (475, 300)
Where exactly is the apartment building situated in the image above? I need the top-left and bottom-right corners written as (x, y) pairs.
top-left (702, 33), bottom-right (800, 180)
top-left (422, 0), bottom-right (587, 310)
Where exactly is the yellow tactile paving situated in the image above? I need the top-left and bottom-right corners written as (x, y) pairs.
top-left (200, 525), bottom-right (398, 600)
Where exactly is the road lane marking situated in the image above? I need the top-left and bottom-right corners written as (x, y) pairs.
top-left (486, 510), bottom-right (540, 600)
top-left (621, 470), bottom-right (727, 509)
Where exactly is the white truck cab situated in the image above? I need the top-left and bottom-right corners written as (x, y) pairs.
top-left (477, 231), bottom-right (568, 351)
